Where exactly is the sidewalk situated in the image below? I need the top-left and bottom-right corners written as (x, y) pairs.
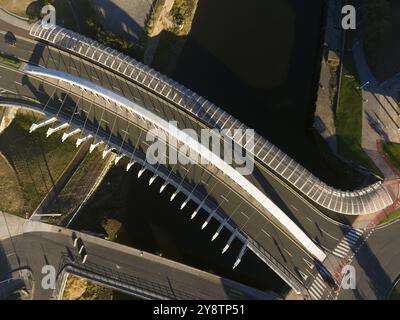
top-left (352, 39), bottom-right (399, 179)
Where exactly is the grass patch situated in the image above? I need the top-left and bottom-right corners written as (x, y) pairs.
top-left (0, 111), bottom-right (77, 217)
top-left (382, 141), bottom-right (400, 171)
top-left (43, 148), bottom-right (109, 226)
top-left (0, 0), bottom-right (33, 17)
top-left (335, 19), bottom-right (382, 177)
top-left (380, 208), bottom-right (400, 225)
top-left (0, 53), bottom-right (21, 68)
top-left (389, 280), bottom-right (400, 300)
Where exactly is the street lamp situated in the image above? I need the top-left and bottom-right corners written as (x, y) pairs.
top-left (358, 81), bottom-right (370, 90)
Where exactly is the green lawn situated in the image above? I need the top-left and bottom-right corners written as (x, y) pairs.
top-left (336, 27), bottom-right (382, 176)
top-left (0, 111), bottom-right (77, 217)
top-left (0, 54), bottom-right (21, 68)
top-left (380, 208), bottom-right (400, 225)
top-left (389, 280), bottom-right (400, 300)
top-left (382, 141), bottom-right (400, 171)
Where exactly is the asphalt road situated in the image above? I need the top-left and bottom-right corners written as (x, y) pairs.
top-left (0, 213), bottom-right (277, 300)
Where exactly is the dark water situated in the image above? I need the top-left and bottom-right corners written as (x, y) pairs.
top-left (174, 0), bottom-right (354, 188)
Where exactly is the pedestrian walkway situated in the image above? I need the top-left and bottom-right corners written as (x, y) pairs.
top-left (332, 229), bottom-right (363, 258)
top-left (308, 273), bottom-right (328, 300)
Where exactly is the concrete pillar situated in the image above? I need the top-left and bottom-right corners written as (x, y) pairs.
top-left (149, 175), bottom-right (157, 185)
top-left (126, 161), bottom-right (135, 171)
top-left (211, 220), bottom-right (226, 241)
top-left (114, 154), bottom-right (124, 165)
top-left (46, 123), bottom-right (69, 138)
top-left (76, 134), bottom-right (92, 147)
top-left (29, 117), bottom-right (57, 133)
top-left (222, 230), bottom-right (237, 254)
top-left (62, 128), bottom-right (81, 142)
top-left (90, 141), bottom-right (104, 153)
top-left (233, 243), bottom-right (247, 269)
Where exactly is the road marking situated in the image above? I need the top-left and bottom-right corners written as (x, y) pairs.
top-left (290, 204), bottom-right (299, 211)
top-left (261, 229), bottom-right (271, 238)
top-left (283, 248), bottom-right (293, 257)
top-left (320, 228), bottom-right (339, 241)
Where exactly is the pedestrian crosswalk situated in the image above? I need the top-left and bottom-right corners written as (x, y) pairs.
top-left (308, 274), bottom-right (327, 300)
top-left (332, 229), bottom-right (363, 259)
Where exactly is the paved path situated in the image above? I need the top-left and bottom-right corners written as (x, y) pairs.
top-left (353, 39), bottom-right (399, 179)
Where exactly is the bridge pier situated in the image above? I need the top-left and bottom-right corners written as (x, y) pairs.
top-left (233, 243), bottom-right (248, 269)
top-left (46, 123), bottom-right (69, 137)
top-left (62, 128), bottom-right (81, 142)
top-left (90, 141), bottom-right (104, 153)
top-left (76, 134), bottom-right (93, 147)
top-left (29, 117), bottom-right (57, 133)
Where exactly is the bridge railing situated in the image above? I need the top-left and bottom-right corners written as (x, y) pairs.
top-left (29, 23), bottom-right (394, 216)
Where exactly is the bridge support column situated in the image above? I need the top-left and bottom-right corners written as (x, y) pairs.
top-left (211, 220), bottom-right (226, 241)
top-left (46, 123), bottom-right (69, 137)
top-left (102, 147), bottom-right (114, 159)
top-left (126, 161), bottom-right (135, 171)
top-left (90, 141), bottom-right (104, 153)
top-left (114, 154), bottom-right (125, 165)
top-left (149, 175), bottom-right (157, 186)
top-left (159, 182), bottom-right (168, 193)
top-left (62, 128), bottom-right (81, 142)
top-left (29, 117), bottom-right (57, 133)
top-left (222, 230), bottom-right (237, 254)
top-left (233, 243), bottom-right (248, 269)
top-left (76, 134), bottom-right (93, 147)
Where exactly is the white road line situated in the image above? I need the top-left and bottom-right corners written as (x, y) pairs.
top-left (290, 205), bottom-right (299, 211)
top-left (261, 229), bottom-right (271, 238)
top-left (320, 228), bottom-right (339, 241)
top-left (283, 249), bottom-right (293, 257)
top-left (333, 251), bottom-right (346, 258)
top-left (311, 283), bottom-right (323, 295)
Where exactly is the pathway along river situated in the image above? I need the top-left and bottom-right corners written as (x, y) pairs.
top-left (76, 0), bottom-right (355, 295)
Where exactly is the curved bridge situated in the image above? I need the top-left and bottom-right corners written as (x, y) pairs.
top-left (29, 22), bottom-right (395, 217)
top-left (0, 19), bottom-right (396, 297)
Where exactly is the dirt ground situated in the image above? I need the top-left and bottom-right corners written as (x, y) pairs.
top-left (0, 152), bottom-right (24, 214)
top-left (62, 275), bottom-right (88, 300)
top-left (0, 0), bottom-right (33, 17)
